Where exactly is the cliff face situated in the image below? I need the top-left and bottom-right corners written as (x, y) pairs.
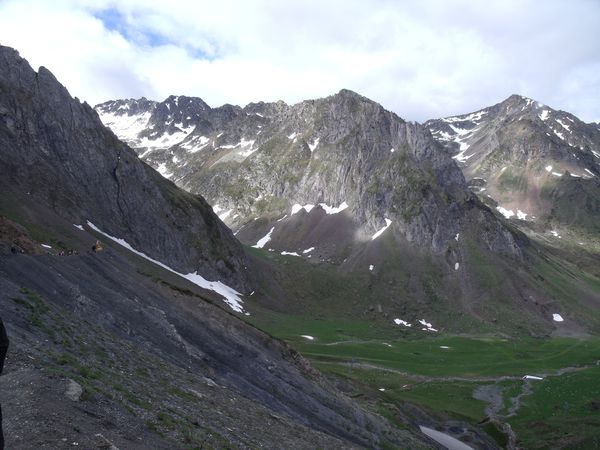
top-left (0, 45), bottom-right (250, 291)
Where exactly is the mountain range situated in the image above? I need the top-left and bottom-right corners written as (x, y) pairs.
top-left (2, 41), bottom-right (600, 449)
top-left (95, 89), bottom-right (600, 337)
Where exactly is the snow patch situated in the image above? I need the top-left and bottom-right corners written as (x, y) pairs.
top-left (301, 335), bottom-right (315, 341)
top-left (41, 244), bottom-right (52, 249)
top-left (394, 318), bottom-right (412, 327)
top-left (156, 163), bottom-right (173, 179)
top-left (516, 210), bottom-right (528, 220)
top-left (308, 137), bottom-right (320, 152)
top-left (73, 224), bottom-right (84, 231)
top-left (218, 209), bottom-right (233, 221)
top-left (281, 251), bottom-right (301, 257)
top-left (302, 247), bottom-right (315, 254)
top-left (539, 110), bottom-right (550, 121)
top-left (419, 319), bottom-right (438, 332)
top-left (556, 119), bottom-right (571, 132)
top-left (291, 203), bottom-right (315, 215)
top-left (584, 168), bottom-right (595, 177)
top-left (523, 375), bottom-right (544, 381)
top-left (369, 265), bottom-right (374, 271)
top-left (550, 230), bottom-right (562, 238)
top-left (253, 227), bottom-right (275, 249)
top-left (371, 218), bottom-right (392, 240)
top-left (496, 206), bottom-right (515, 219)
top-left (545, 165), bottom-right (553, 172)
top-left (455, 233), bottom-right (460, 241)
top-left (86, 221), bottom-right (245, 312)
top-left (454, 262), bottom-right (459, 271)
top-left (390, 148), bottom-right (395, 153)
top-left (553, 313), bottom-right (564, 322)
top-left (318, 202), bottom-right (349, 215)
top-left (440, 346), bottom-right (450, 349)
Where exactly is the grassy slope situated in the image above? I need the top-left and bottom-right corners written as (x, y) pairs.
top-left (246, 239), bottom-right (600, 449)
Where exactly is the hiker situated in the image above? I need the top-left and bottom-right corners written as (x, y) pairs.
top-left (92, 240), bottom-right (103, 253)
top-left (0, 317), bottom-right (9, 450)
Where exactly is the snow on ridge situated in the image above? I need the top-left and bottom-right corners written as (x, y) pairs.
top-left (85, 221), bottom-right (245, 312)
top-left (441, 110), bottom-right (487, 124)
top-left (553, 313), bottom-right (564, 322)
top-left (291, 203), bottom-right (315, 215)
top-left (319, 201), bottom-right (349, 215)
top-left (98, 110), bottom-right (151, 143)
top-left (371, 218), bottom-right (392, 240)
top-left (253, 227), bottom-right (275, 249)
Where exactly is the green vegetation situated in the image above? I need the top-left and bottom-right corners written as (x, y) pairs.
top-left (248, 304), bottom-right (600, 448)
top-left (498, 167), bottom-right (528, 193)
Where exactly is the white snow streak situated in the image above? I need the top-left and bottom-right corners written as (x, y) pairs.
top-left (281, 251), bottom-right (301, 257)
top-left (73, 224), bottom-right (84, 231)
top-left (371, 218), bottom-right (392, 240)
top-left (253, 227), bottom-right (275, 249)
top-left (86, 221), bottom-right (245, 312)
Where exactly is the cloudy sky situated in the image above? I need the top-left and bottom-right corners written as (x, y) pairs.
top-left (0, 0), bottom-right (598, 122)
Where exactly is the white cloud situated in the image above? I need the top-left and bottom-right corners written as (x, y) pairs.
top-left (0, 0), bottom-right (599, 122)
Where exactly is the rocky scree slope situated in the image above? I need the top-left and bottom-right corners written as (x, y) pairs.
top-left (0, 213), bottom-right (431, 449)
top-left (426, 95), bottom-right (600, 233)
top-left (0, 45), bottom-right (249, 293)
top-left (96, 90), bottom-right (523, 267)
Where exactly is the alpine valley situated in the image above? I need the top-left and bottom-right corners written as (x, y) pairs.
top-left (1, 43), bottom-right (599, 450)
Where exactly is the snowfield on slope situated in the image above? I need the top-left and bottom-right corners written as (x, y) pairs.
top-left (86, 221), bottom-right (245, 313)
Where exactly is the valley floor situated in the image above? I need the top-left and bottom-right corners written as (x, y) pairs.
top-left (248, 309), bottom-right (600, 449)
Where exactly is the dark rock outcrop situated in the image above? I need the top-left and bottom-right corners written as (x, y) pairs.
top-left (0, 45), bottom-right (249, 291)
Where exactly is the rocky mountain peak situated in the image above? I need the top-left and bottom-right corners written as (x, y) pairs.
top-left (426, 94), bottom-right (600, 232)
